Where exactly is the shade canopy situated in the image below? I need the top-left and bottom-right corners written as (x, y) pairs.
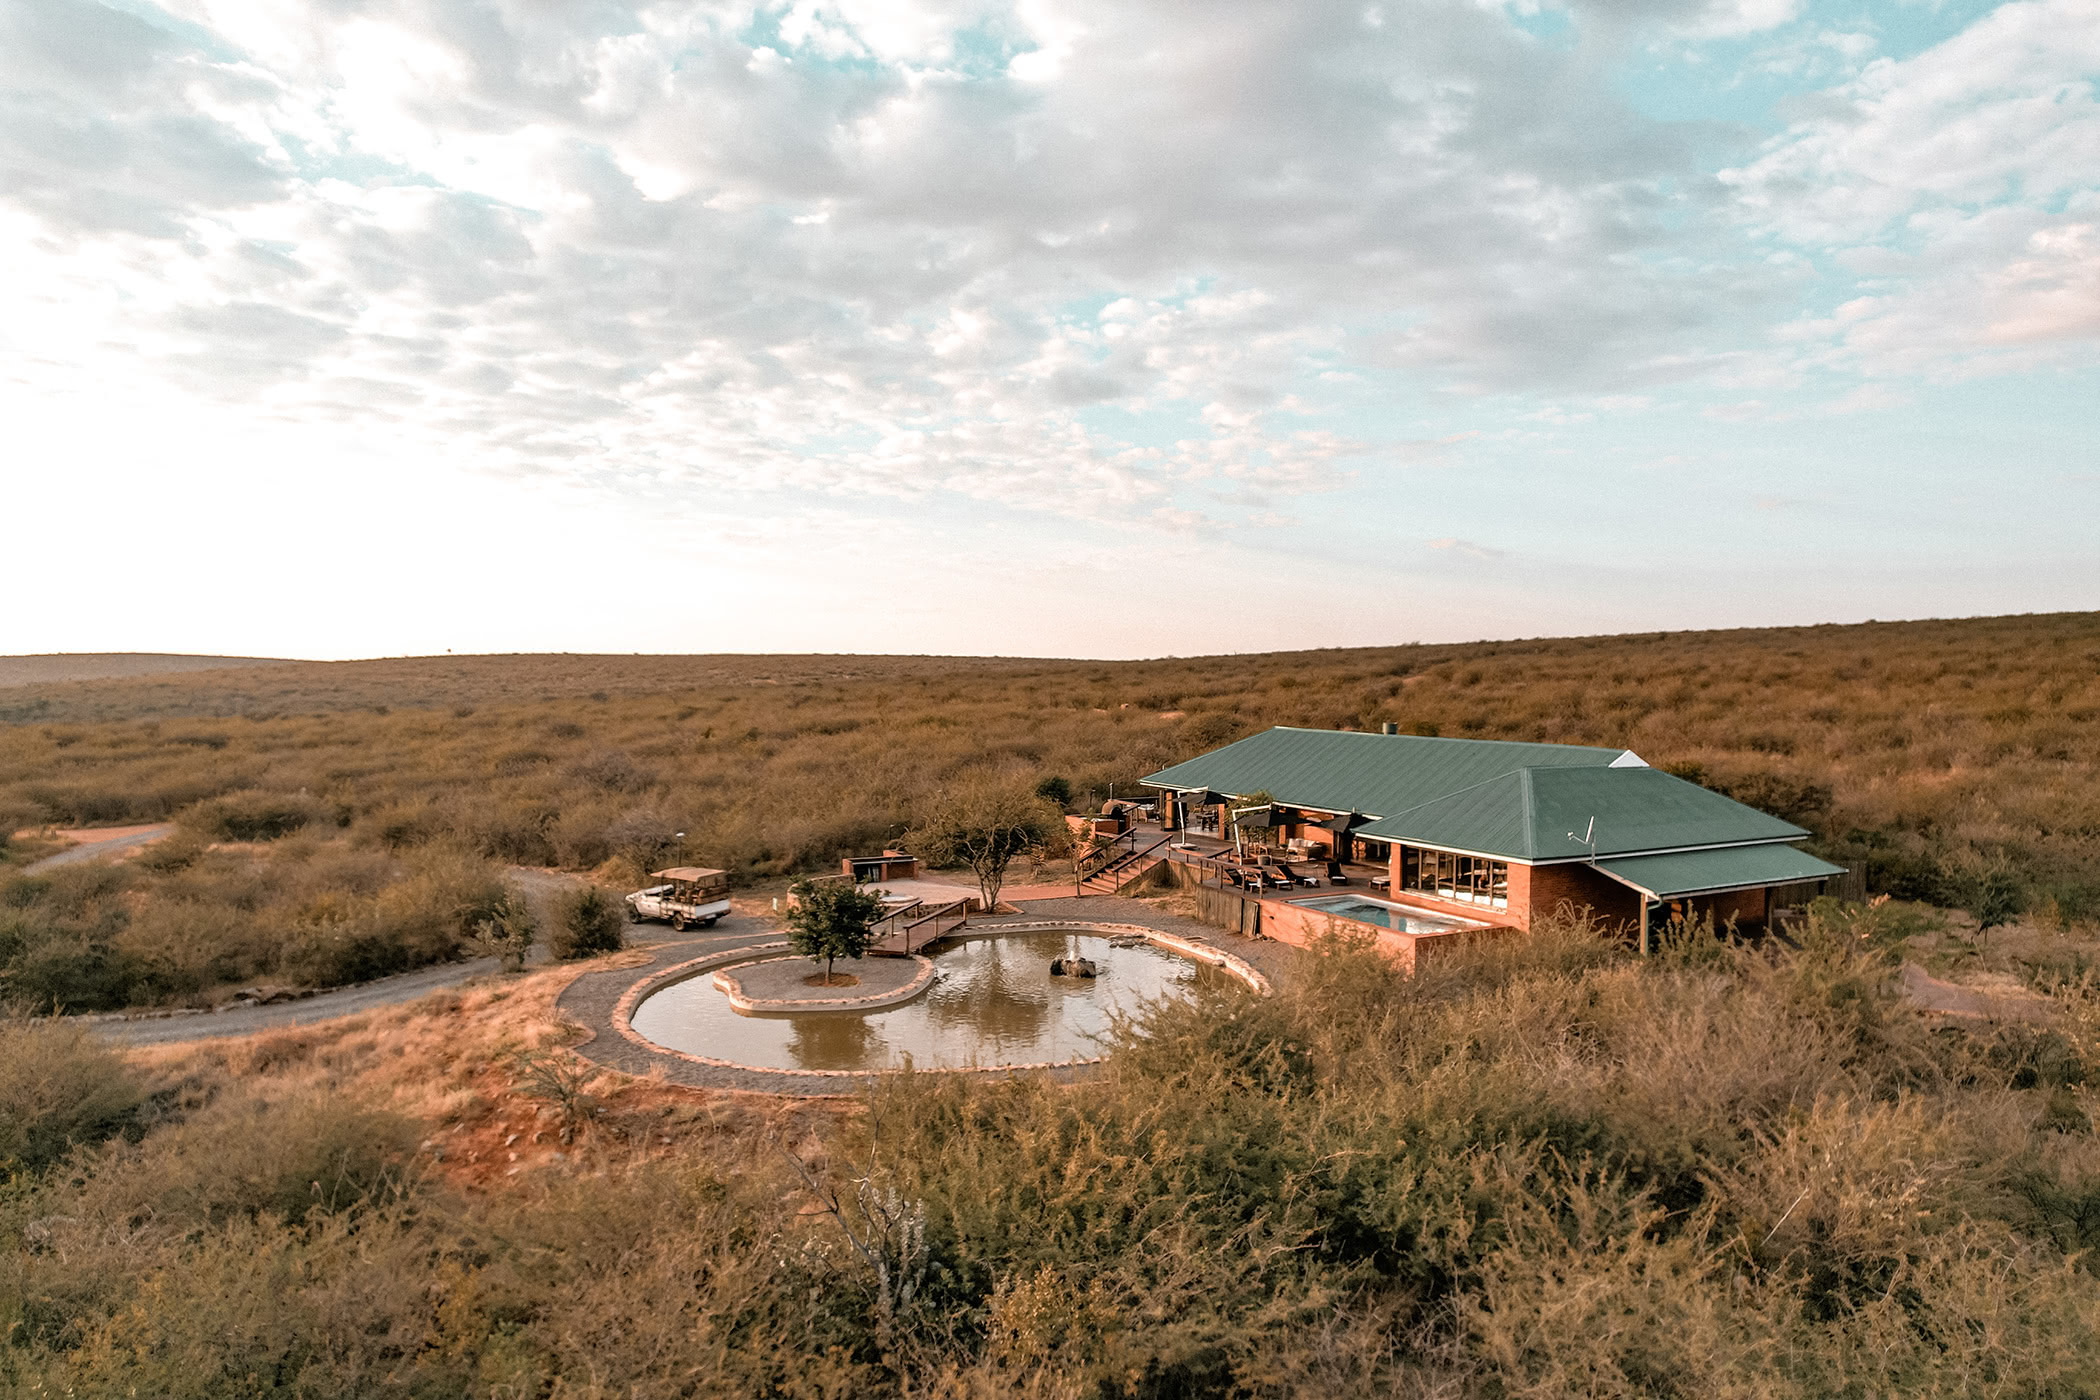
top-left (1234, 806), bottom-right (1278, 830)
top-left (651, 867), bottom-right (727, 883)
top-left (1320, 811), bottom-right (1371, 833)
top-left (1593, 845), bottom-right (1844, 899)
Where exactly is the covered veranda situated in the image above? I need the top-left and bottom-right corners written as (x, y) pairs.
top-left (1132, 802), bottom-right (1391, 896)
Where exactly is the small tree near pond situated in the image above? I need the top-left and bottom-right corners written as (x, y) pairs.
top-left (911, 781), bottom-right (1066, 912)
top-left (551, 886), bottom-right (625, 961)
top-left (468, 887), bottom-right (537, 972)
top-left (787, 878), bottom-right (885, 986)
top-left (1968, 869), bottom-right (2024, 948)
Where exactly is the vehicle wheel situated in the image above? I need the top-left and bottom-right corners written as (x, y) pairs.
top-left (626, 905), bottom-right (642, 923)
top-left (671, 913), bottom-right (689, 932)
top-left (702, 915), bottom-right (720, 928)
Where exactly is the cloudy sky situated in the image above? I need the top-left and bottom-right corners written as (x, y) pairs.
top-left (1, 0), bottom-right (2094, 659)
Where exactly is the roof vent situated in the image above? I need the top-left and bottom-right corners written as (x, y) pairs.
top-left (1609, 750), bottom-right (1648, 768)
top-left (1381, 721), bottom-right (1400, 735)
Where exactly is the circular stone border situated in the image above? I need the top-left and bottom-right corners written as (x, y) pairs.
top-left (711, 954), bottom-right (936, 1013)
top-left (612, 922), bottom-right (1271, 1081)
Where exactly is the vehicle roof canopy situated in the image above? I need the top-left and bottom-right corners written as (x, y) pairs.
top-left (651, 867), bottom-right (728, 882)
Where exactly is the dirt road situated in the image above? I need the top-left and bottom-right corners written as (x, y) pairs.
top-left (23, 824), bottom-right (174, 874)
top-left (88, 958), bottom-right (514, 1046)
top-left (85, 865), bottom-right (596, 1048)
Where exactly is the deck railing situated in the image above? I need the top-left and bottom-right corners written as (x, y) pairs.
top-left (1164, 844), bottom-right (1348, 894)
top-left (899, 899), bottom-right (968, 952)
top-left (868, 899), bottom-right (927, 943)
top-left (1074, 829), bottom-right (1140, 883)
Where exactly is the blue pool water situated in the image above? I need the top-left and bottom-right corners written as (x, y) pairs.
top-left (1295, 895), bottom-right (1485, 935)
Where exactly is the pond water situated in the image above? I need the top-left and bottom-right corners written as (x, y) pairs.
top-left (629, 929), bottom-right (1235, 1073)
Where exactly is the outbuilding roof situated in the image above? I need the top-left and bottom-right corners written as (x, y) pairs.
top-left (1142, 727), bottom-right (1632, 820)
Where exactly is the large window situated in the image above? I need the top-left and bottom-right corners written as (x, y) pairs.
top-left (1399, 846), bottom-right (1508, 909)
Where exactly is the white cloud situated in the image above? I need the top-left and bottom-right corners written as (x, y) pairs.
top-left (2, 0), bottom-right (2095, 662)
top-left (0, 0), bottom-right (1787, 536)
top-left (1727, 0), bottom-right (2100, 378)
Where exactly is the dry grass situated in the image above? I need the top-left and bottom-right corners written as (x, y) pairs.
top-left (127, 955), bottom-right (835, 1189)
top-left (0, 653), bottom-right (288, 689)
top-left (0, 836), bottom-right (515, 1010)
top-left (3, 611), bottom-right (2097, 1014)
top-left (14, 905), bottom-right (2100, 1395)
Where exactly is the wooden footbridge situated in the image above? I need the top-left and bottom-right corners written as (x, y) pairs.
top-left (868, 898), bottom-right (971, 957)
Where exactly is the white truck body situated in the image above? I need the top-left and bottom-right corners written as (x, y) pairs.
top-left (626, 867), bottom-right (732, 930)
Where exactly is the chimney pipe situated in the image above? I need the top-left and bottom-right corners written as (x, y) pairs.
top-left (1382, 721), bottom-right (1400, 735)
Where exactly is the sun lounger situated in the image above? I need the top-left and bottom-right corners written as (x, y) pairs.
top-left (1325, 862), bottom-right (1351, 884)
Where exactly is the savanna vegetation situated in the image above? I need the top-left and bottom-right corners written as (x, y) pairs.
top-left (8, 904), bottom-right (2100, 1396)
top-left (2, 610), bottom-right (2096, 1010)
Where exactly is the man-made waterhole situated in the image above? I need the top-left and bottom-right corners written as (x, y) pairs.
top-left (628, 928), bottom-right (1248, 1073)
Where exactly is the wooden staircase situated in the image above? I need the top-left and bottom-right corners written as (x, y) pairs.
top-left (1076, 835), bottom-right (1168, 895)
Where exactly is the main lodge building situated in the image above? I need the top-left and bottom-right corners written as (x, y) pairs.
top-left (1141, 726), bottom-right (1844, 942)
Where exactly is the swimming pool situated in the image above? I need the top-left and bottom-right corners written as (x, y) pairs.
top-left (1294, 894), bottom-right (1487, 935)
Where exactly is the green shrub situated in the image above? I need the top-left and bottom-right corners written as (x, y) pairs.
top-left (0, 798), bottom-right (40, 855)
top-left (14, 905), bottom-right (2100, 1393)
top-left (549, 886), bottom-right (625, 960)
top-left (132, 830), bottom-right (207, 872)
top-left (181, 790), bottom-right (332, 843)
top-left (69, 1087), bottom-right (417, 1229)
top-left (467, 887), bottom-right (536, 973)
top-left (0, 864), bottom-right (142, 1011)
top-left (0, 1017), bottom-right (145, 1173)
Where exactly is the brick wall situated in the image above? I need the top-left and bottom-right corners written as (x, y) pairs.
top-left (1674, 885), bottom-right (1768, 931)
top-left (1517, 860), bottom-right (1643, 931)
top-left (1259, 896), bottom-right (1419, 970)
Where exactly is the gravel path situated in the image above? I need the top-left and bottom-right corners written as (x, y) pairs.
top-left (23, 824), bottom-right (174, 874)
top-left (88, 959), bottom-right (516, 1046)
top-left (557, 896), bottom-right (1301, 1097)
top-left (1900, 961), bottom-right (2053, 1023)
top-left (89, 864), bottom-right (593, 1047)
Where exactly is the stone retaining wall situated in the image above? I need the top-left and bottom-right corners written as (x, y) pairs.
top-left (711, 955), bottom-right (935, 1013)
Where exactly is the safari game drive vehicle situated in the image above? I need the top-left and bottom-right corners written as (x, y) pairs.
top-left (626, 867), bottom-right (732, 931)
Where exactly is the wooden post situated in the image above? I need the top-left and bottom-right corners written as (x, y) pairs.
top-left (1639, 899), bottom-right (1651, 957)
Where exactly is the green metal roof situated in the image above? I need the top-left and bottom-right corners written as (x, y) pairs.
top-left (1355, 765), bottom-right (1811, 861)
top-left (1141, 727), bottom-right (1629, 821)
top-left (1594, 844), bottom-right (1846, 899)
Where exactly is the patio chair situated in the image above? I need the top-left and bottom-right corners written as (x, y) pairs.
top-left (1325, 861), bottom-right (1351, 884)
top-left (1283, 862), bottom-right (1320, 887)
